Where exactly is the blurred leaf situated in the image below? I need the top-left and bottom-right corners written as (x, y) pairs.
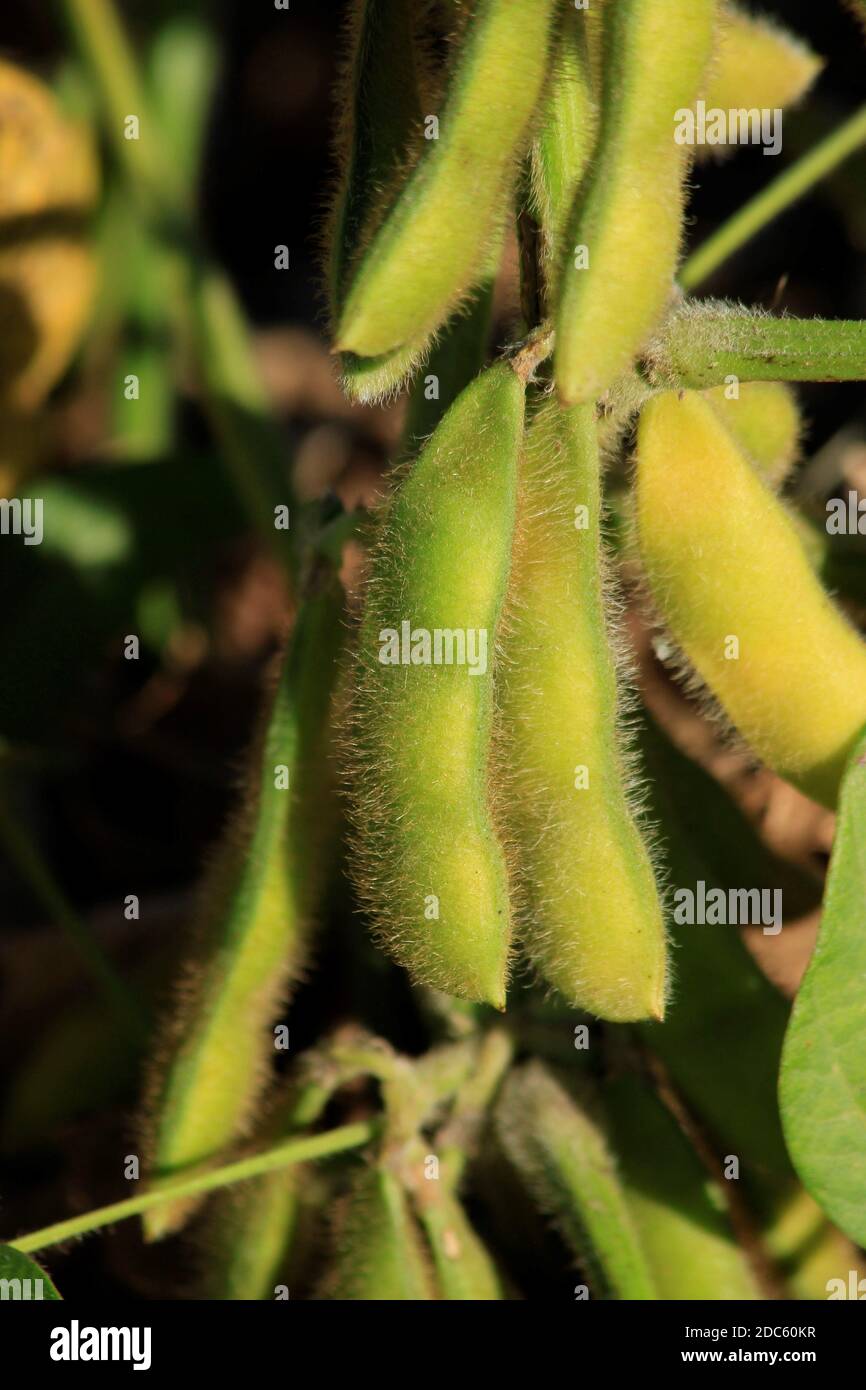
top-left (603, 1074), bottom-right (761, 1300)
top-left (0, 456), bottom-right (243, 739)
top-left (637, 711), bottom-right (807, 1195)
top-left (0, 1244), bottom-right (61, 1298)
top-left (780, 724), bottom-right (866, 1246)
top-left (148, 16), bottom-right (220, 193)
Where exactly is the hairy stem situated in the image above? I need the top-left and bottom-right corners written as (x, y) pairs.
top-left (9, 1122), bottom-right (375, 1254)
top-left (646, 305), bottom-right (866, 388)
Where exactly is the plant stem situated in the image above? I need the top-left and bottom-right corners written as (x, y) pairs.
top-left (0, 788), bottom-right (148, 1045)
top-left (435, 1029), bottom-right (513, 1188)
top-left (510, 321), bottom-right (555, 383)
top-left (646, 304), bottom-right (866, 389)
top-left (9, 1122), bottom-right (375, 1254)
top-left (60, 0), bottom-right (173, 217)
top-left (681, 104), bottom-right (866, 290)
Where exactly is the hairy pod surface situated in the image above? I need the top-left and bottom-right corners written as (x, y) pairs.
top-left (327, 0), bottom-right (431, 401)
top-left (554, 0), bottom-right (715, 405)
top-left (143, 585), bottom-right (344, 1238)
top-left (500, 398), bottom-right (666, 1022)
top-left (703, 381), bottom-right (801, 488)
top-left (603, 1075), bottom-right (762, 1300)
top-left (335, 0), bottom-right (560, 360)
top-left (346, 363), bottom-right (523, 1007)
top-left (416, 1189), bottom-right (503, 1300)
top-left (529, 6), bottom-right (599, 308)
top-left (0, 60), bottom-right (98, 411)
top-left (700, 4), bottom-right (822, 131)
top-left (322, 1165), bottom-right (436, 1300)
top-left (635, 390), bottom-right (866, 807)
top-left (202, 1170), bottom-right (301, 1300)
top-left (496, 1062), bottom-right (656, 1299)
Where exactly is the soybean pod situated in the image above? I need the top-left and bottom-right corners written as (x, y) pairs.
top-left (320, 1165), bottom-right (436, 1301)
top-left (701, 5), bottom-right (822, 132)
top-left (500, 398), bottom-right (666, 1022)
top-left (328, 0), bottom-right (430, 402)
top-left (528, 5), bottom-right (599, 310)
top-left (496, 1062), bottom-right (657, 1300)
top-left (143, 582), bottom-right (345, 1239)
top-left (554, 0), bottom-right (715, 405)
top-left (417, 1189), bottom-right (503, 1300)
top-left (703, 381), bottom-right (802, 488)
top-left (335, 0), bottom-right (560, 361)
top-left (635, 389), bottom-right (866, 807)
top-left (602, 1074), bottom-right (762, 1300)
top-left (201, 1169), bottom-right (302, 1301)
top-left (346, 362), bottom-right (523, 1007)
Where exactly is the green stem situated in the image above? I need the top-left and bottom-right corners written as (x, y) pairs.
top-left (681, 104), bottom-right (866, 291)
top-left (0, 789), bottom-right (148, 1045)
top-left (59, 0), bottom-right (174, 217)
top-left (646, 304), bottom-right (866, 389)
top-left (435, 1029), bottom-right (513, 1189)
top-left (9, 1122), bottom-right (375, 1254)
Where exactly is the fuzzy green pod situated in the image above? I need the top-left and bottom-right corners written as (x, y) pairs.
top-left (321, 1165), bottom-right (436, 1301)
top-left (500, 398), bottom-right (666, 1022)
top-left (327, 0), bottom-right (430, 402)
top-left (200, 1159), bottom-right (330, 1301)
top-left (335, 0), bottom-right (560, 360)
top-left (201, 1170), bottom-right (301, 1301)
top-left (416, 1189), bottom-right (503, 1300)
top-left (528, 6), bottom-right (599, 308)
top-left (703, 380), bottom-right (802, 488)
top-left (143, 584), bottom-right (344, 1239)
top-left (603, 1075), bottom-right (762, 1300)
top-left (635, 390), bottom-right (866, 807)
top-left (346, 363), bottom-right (523, 1007)
top-left (496, 1063), bottom-right (656, 1299)
top-left (554, 0), bottom-right (715, 405)
top-left (701, 5), bottom-right (823, 132)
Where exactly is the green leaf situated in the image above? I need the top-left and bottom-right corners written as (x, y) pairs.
top-left (0, 1245), bottom-right (62, 1299)
top-left (780, 724), bottom-right (866, 1246)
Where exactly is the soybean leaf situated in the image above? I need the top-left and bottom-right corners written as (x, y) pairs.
top-left (0, 1244), bottom-right (62, 1299)
top-left (780, 725), bottom-right (866, 1246)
